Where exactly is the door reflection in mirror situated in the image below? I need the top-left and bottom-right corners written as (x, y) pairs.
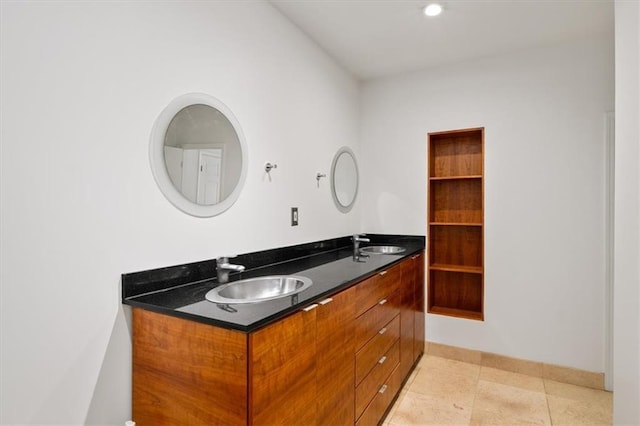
top-left (163, 104), bottom-right (241, 206)
top-left (149, 93), bottom-right (248, 218)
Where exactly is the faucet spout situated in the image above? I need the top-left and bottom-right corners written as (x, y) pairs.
top-left (352, 234), bottom-right (370, 261)
top-left (216, 256), bottom-right (245, 283)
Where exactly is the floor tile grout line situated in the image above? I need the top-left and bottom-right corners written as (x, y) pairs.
top-left (467, 364), bottom-right (484, 425)
top-left (542, 378), bottom-right (555, 425)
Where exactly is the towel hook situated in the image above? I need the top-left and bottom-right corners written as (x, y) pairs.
top-left (265, 162), bottom-right (278, 173)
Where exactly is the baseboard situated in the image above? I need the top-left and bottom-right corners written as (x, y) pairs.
top-left (426, 341), bottom-right (605, 390)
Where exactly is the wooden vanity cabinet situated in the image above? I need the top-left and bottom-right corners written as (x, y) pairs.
top-left (398, 253), bottom-right (419, 379)
top-left (408, 252), bottom-right (426, 363)
top-left (399, 253), bottom-right (425, 384)
top-left (353, 263), bottom-right (403, 424)
top-left (131, 252), bottom-right (424, 426)
top-left (248, 306), bottom-right (317, 425)
top-left (132, 308), bottom-right (248, 425)
top-left (249, 285), bottom-right (356, 425)
top-left (315, 288), bottom-right (356, 425)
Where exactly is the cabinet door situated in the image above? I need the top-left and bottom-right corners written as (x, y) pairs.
top-left (132, 308), bottom-right (247, 425)
top-left (249, 308), bottom-right (317, 425)
top-left (412, 252), bottom-right (426, 361)
top-left (316, 287), bottom-right (356, 425)
top-left (399, 260), bottom-right (416, 379)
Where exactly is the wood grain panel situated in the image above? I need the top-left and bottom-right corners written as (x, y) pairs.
top-left (428, 270), bottom-right (483, 314)
top-left (430, 179), bottom-right (482, 223)
top-left (355, 315), bottom-right (400, 385)
top-left (355, 364), bottom-right (402, 426)
top-left (414, 254), bottom-right (426, 361)
top-left (355, 340), bottom-right (400, 420)
top-left (429, 225), bottom-right (482, 268)
top-left (354, 290), bottom-right (400, 351)
top-left (355, 264), bottom-right (401, 317)
top-left (316, 287), bottom-right (356, 426)
top-left (429, 129), bottom-right (483, 178)
top-left (398, 261), bottom-right (416, 379)
top-left (132, 308), bottom-right (247, 426)
top-left (249, 309), bottom-right (317, 425)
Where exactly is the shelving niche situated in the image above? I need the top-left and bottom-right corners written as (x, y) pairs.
top-left (428, 128), bottom-right (484, 320)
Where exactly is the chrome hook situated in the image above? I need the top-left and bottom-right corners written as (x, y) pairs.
top-left (265, 162), bottom-right (278, 173)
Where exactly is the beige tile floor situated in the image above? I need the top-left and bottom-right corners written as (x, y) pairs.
top-left (383, 355), bottom-right (612, 425)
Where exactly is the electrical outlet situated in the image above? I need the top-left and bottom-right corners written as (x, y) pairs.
top-left (291, 207), bottom-right (298, 226)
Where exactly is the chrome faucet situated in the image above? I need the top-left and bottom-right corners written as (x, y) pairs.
top-left (216, 256), bottom-right (245, 283)
top-left (352, 234), bottom-right (370, 261)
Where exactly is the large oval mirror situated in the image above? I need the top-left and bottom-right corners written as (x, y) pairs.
top-left (149, 93), bottom-right (248, 217)
top-left (330, 146), bottom-right (358, 213)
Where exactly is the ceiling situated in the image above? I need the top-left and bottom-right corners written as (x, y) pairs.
top-left (270, 0), bottom-right (614, 81)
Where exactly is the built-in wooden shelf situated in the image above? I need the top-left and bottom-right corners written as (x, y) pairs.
top-left (427, 306), bottom-right (483, 321)
top-left (428, 127), bottom-right (484, 321)
top-left (429, 175), bottom-right (482, 181)
top-left (429, 264), bottom-right (483, 274)
top-left (430, 222), bottom-right (483, 226)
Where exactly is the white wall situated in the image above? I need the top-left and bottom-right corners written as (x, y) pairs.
top-left (360, 36), bottom-right (614, 372)
top-left (0, 2), bottom-right (360, 424)
top-left (613, 1), bottom-right (640, 423)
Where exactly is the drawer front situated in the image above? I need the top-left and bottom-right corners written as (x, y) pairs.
top-left (355, 314), bottom-right (400, 385)
top-left (355, 364), bottom-right (403, 426)
top-left (354, 290), bottom-right (400, 350)
top-left (355, 264), bottom-right (401, 317)
top-left (355, 339), bottom-right (400, 419)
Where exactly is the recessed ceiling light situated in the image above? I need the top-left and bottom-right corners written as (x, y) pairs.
top-left (423, 3), bottom-right (443, 17)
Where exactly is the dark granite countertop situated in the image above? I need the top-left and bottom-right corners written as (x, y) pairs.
top-left (122, 234), bottom-right (425, 332)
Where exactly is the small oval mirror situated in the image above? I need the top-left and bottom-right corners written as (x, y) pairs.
top-left (330, 147), bottom-right (358, 213)
top-left (149, 93), bottom-right (248, 217)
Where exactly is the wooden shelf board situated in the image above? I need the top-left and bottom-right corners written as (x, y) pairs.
top-left (429, 264), bottom-right (483, 274)
top-left (429, 222), bottom-right (483, 227)
top-left (427, 305), bottom-right (484, 321)
top-left (429, 175), bottom-right (482, 181)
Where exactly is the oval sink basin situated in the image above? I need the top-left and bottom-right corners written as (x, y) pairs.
top-left (206, 275), bottom-right (313, 304)
top-left (360, 245), bottom-right (406, 255)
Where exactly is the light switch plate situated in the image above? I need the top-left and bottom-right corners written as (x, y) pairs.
top-left (291, 207), bottom-right (298, 226)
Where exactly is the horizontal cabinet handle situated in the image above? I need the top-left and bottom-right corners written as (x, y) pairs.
top-left (378, 299), bottom-right (387, 305)
top-left (378, 356), bottom-right (387, 364)
top-left (379, 270), bottom-right (388, 276)
top-left (411, 255), bottom-right (420, 260)
top-left (319, 298), bottom-right (333, 305)
top-left (302, 304), bottom-right (319, 312)
top-left (378, 384), bottom-right (388, 394)
top-left (379, 327), bottom-right (387, 335)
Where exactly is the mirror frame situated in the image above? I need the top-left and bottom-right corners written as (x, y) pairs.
top-left (330, 146), bottom-right (359, 213)
top-left (149, 93), bottom-right (248, 218)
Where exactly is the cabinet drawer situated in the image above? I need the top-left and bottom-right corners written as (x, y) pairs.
top-left (355, 314), bottom-right (400, 385)
top-left (355, 264), bottom-right (401, 317)
top-left (355, 363), bottom-right (403, 426)
top-left (355, 339), bottom-right (400, 420)
top-left (354, 290), bottom-right (400, 350)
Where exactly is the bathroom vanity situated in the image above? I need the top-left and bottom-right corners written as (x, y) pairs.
top-left (123, 234), bottom-right (425, 425)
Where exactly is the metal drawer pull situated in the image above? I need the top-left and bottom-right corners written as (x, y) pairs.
top-left (378, 356), bottom-right (387, 364)
top-left (379, 270), bottom-right (388, 276)
top-left (302, 304), bottom-right (319, 312)
top-left (379, 327), bottom-right (387, 335)
top-left (379, 384), bottom-right (388, 394)
top-left (319, 298), bottom-right (333, 305)
top-left (411, 255), bottom-right (420, 260)
top-left (378, 299), bottom-right (387, 305)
